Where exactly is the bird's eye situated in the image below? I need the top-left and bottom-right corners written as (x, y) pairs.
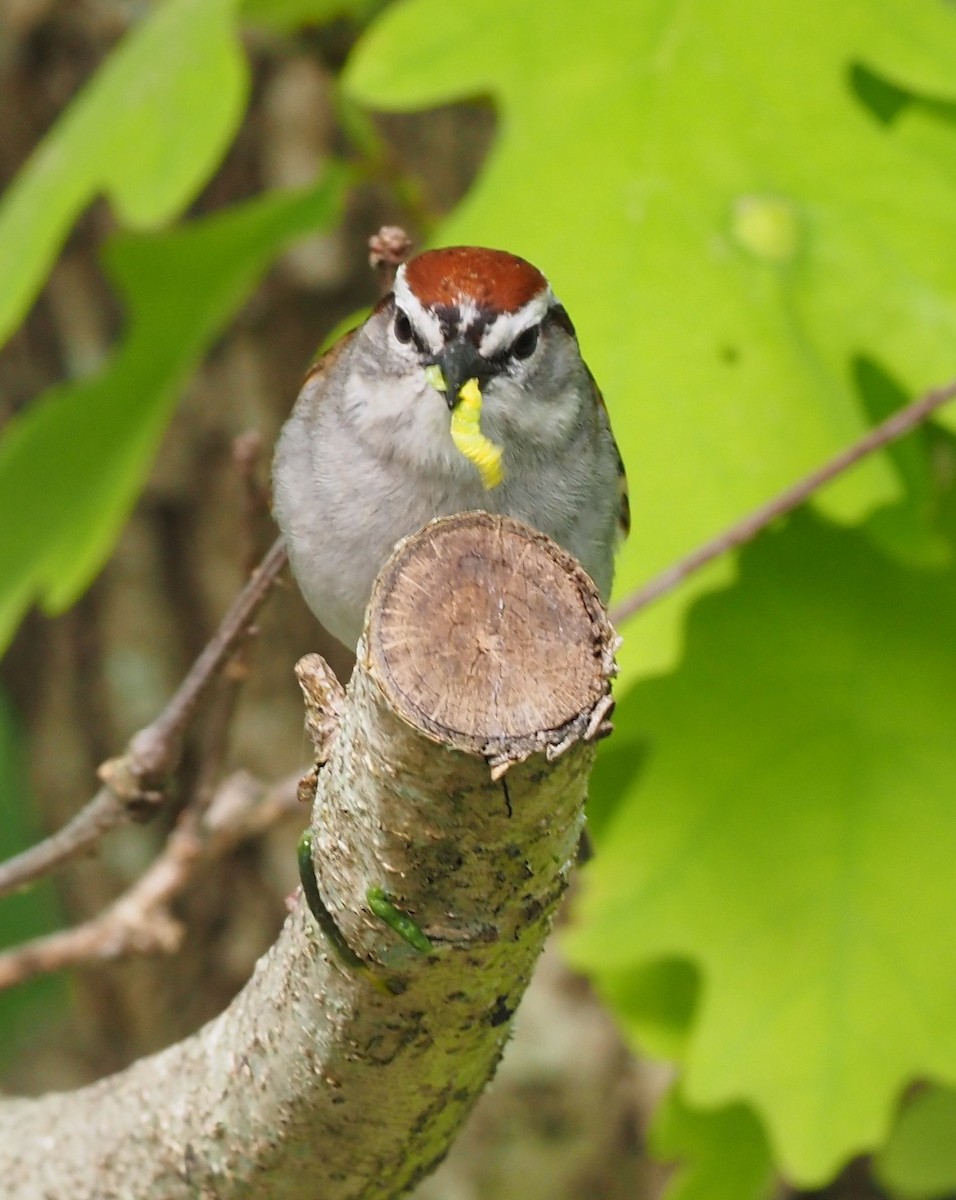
top-left (394, 311), bottom-right (413, 344)
top-left (510, 325), bottom-right (539, 360)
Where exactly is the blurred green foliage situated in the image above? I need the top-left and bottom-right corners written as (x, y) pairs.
top-left (0, 173), bottom-right (347, 649)
top-left (569, 498), bottom-right (956, 1183)
top-left (648, 1088), bottom-right (773, 1200)
top-left (2, 0), bottom-right (956, 1194)
top-left (877, 1085), bottom-right (956, 1198)
top-left (0, 0), bottom-right (247, 349)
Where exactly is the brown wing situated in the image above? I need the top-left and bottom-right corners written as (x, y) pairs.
top-left (297, 324), bottom-right (361, 400)
top-left (614, 440), bottom-right (631, 542)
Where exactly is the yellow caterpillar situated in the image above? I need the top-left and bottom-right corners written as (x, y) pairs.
top-left (448, 377), bottom-right (505, 490)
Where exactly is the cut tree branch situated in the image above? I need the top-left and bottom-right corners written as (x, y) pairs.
top-left (0, 513), bottom-right (616, 1200)
top-left (0, 537), bottom-right (288, 899)
top-left (611, 377), bottom-right (956, 626)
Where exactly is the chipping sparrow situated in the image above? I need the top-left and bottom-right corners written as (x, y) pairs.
top-left (273, 246), bottom-right (629, 648)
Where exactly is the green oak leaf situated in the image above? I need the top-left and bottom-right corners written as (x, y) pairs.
top-left (0, 0), bottom-right (250, 349)
top-left (649, 1088), bottom-right (775, 1200)
top-left (0, 170), bottom-right (347, 652)
top-left (594, 959), bottom-right (699, 1062)
top-left (876, 1086), bottom-right (956, 1199)
top-left (566, 508), bottom-right (956, 1183)
top-left (344, 0), bottom-right (956, 678)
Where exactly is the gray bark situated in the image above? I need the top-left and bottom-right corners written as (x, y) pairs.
top-left (0, 512), bottom-right (616, 1199)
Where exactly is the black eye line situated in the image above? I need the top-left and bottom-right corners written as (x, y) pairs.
top-left (482, 329), bottom-right (540, 377)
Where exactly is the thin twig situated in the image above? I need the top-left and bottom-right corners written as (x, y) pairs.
top-left (0, 771), bottom-right (302, 992)
top-left (0, 537), bottom-right (289, 898)
top-left (610, 378), bottom-right (956, 627)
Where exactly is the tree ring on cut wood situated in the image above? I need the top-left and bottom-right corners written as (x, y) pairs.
top-left (365, 512), bottom-right (616, 762)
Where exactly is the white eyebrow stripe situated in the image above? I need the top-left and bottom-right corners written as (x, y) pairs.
top-left (478, 289), bottom-right (554, 357)
top-left (394, 264), bottom-right (445, 352)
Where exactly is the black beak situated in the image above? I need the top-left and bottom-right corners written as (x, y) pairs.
top-left (432, 338), bottom-right (489, 410)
